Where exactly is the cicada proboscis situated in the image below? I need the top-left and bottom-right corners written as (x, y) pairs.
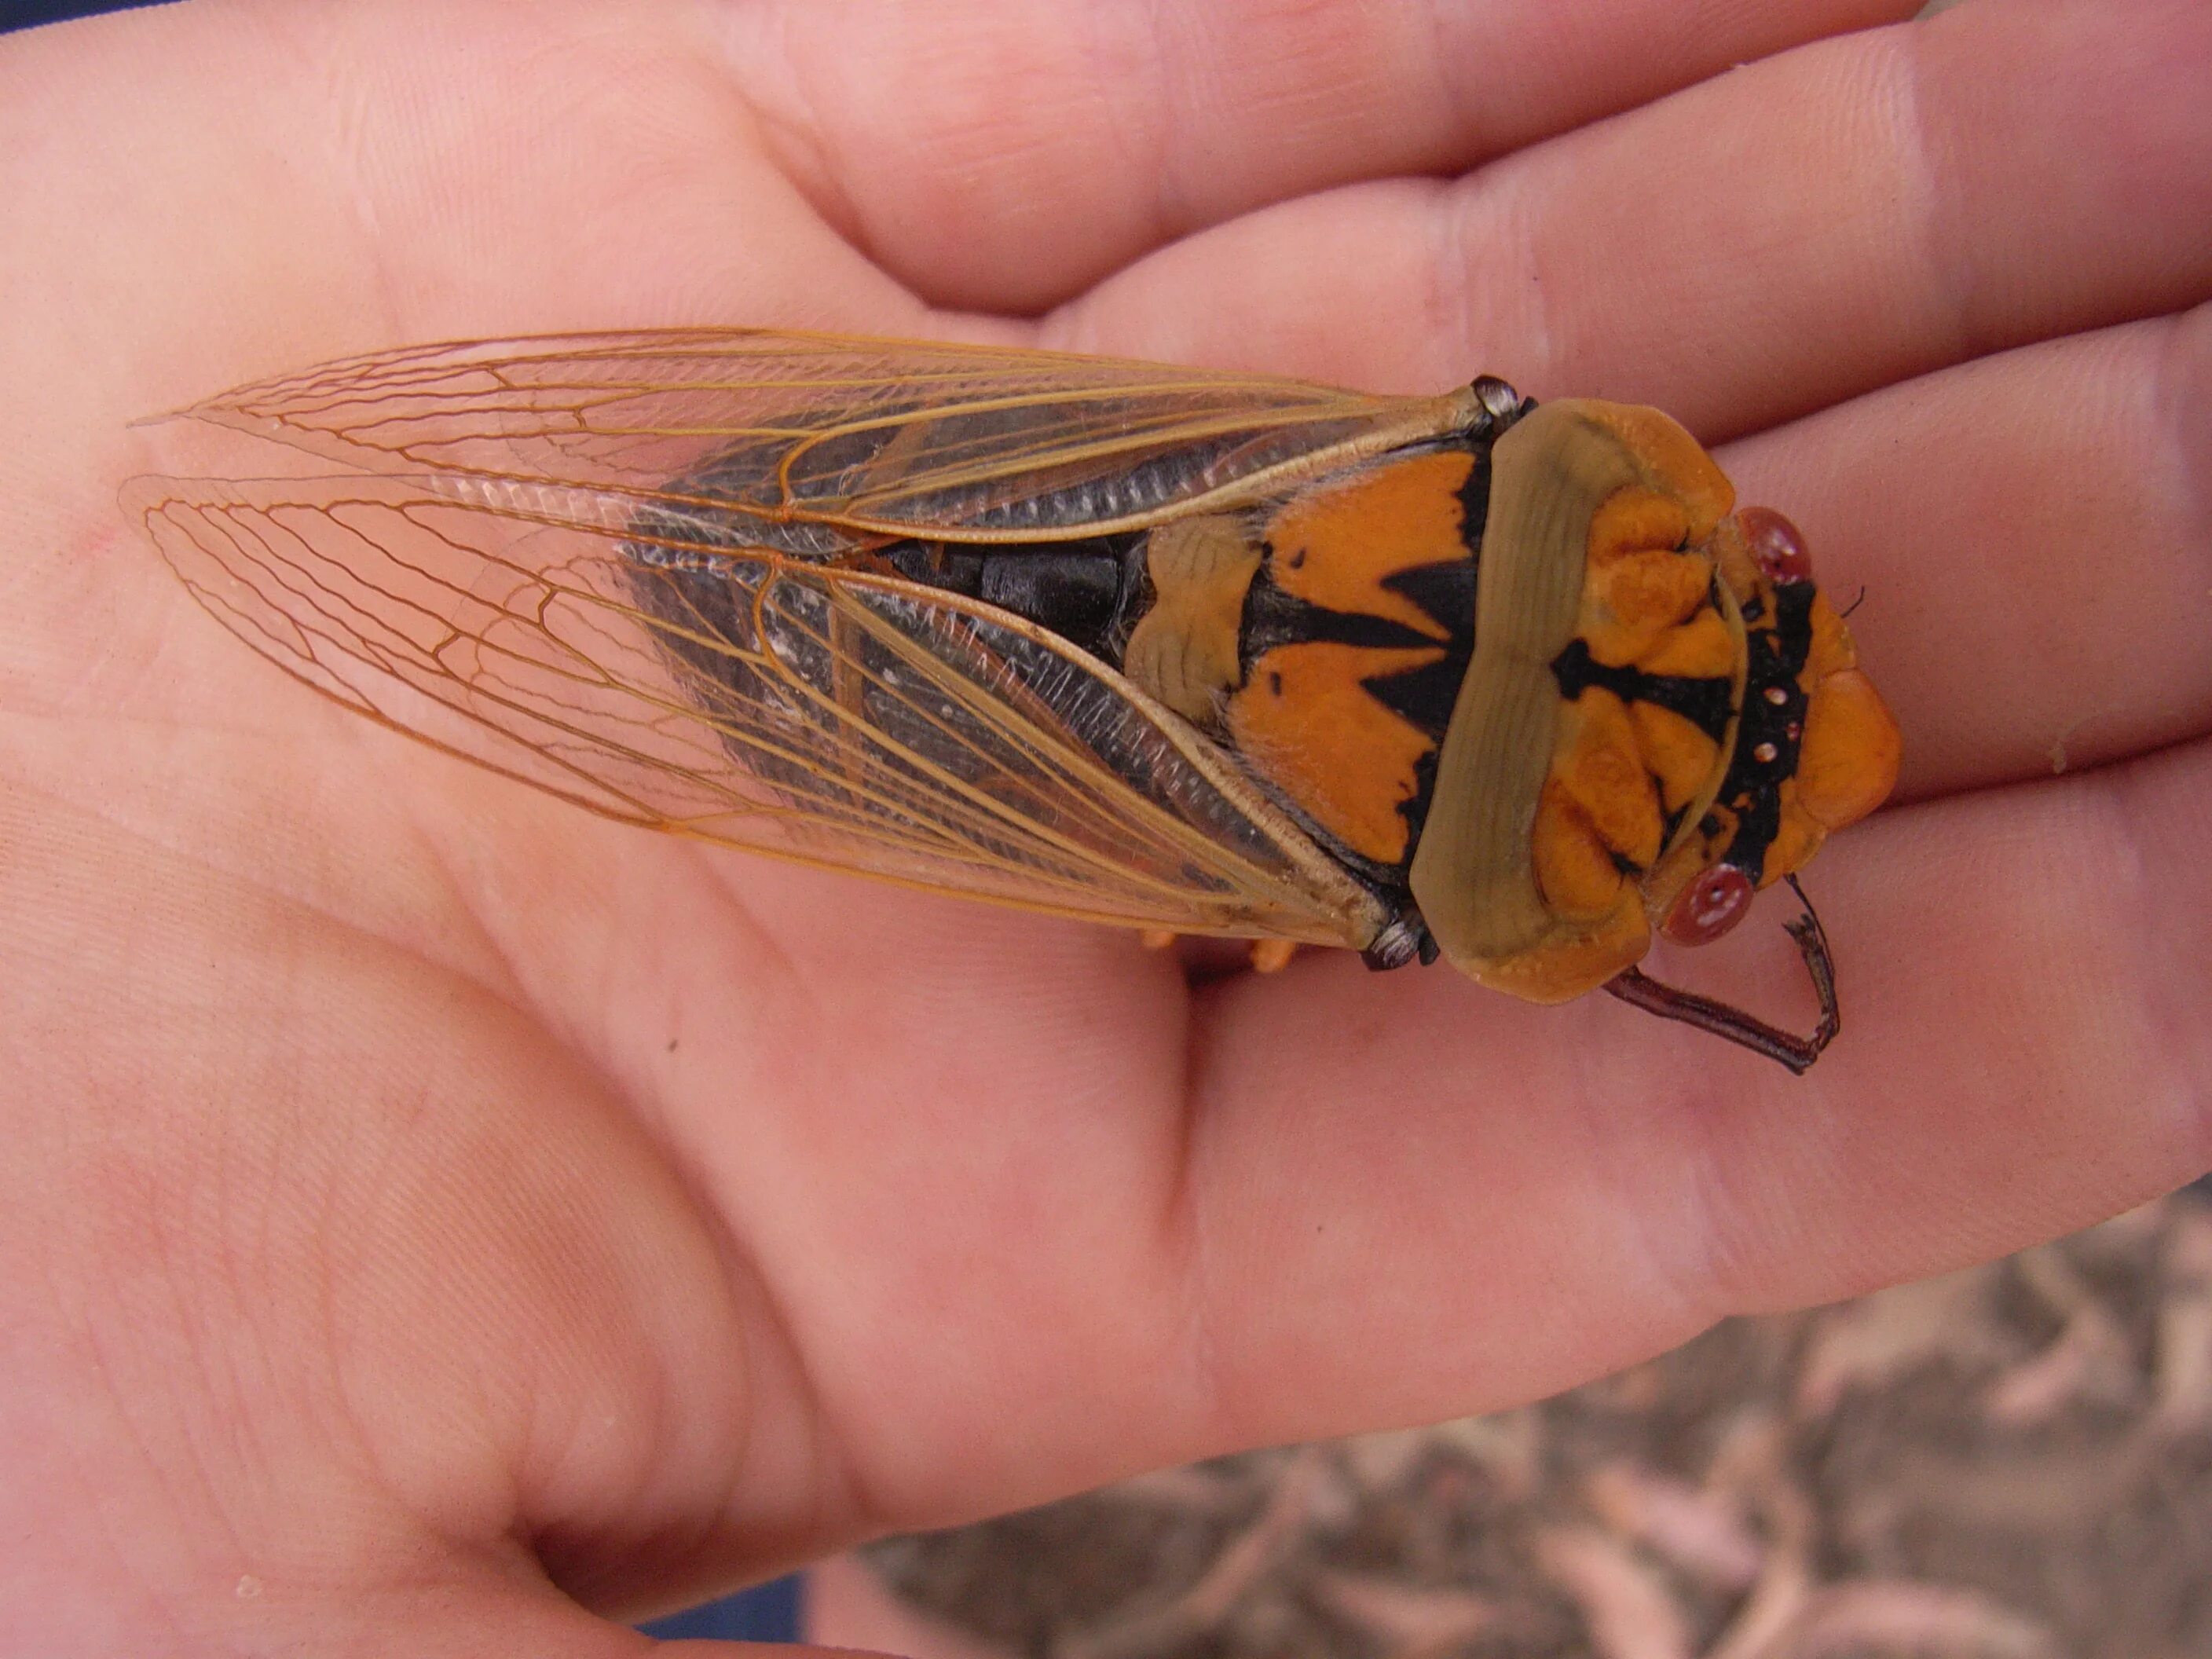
top-left (126, 331), bottom-right (1899, 1070)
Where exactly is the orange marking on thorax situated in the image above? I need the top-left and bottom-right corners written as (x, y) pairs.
top-left (1548, 687), bottom-right (1664, 871)
top-left (1261, 449), bottom-right (1476, 639)
top-left (1228, 642), bottom-right (1443, 864)
top-left (1627, 700), bottom-right (1724, 816)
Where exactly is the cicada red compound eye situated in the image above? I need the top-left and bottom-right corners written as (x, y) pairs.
top-left (1737, 506), bottom-right (1813, 585)
top-left (1663, 864), bottom-right (1755, 946)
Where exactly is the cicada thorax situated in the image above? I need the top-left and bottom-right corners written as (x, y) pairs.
top-left (1408, 399), bottom-right (1899, 1003)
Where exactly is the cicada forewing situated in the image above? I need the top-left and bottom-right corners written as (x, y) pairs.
top-left (124, 330), bottom-right (1496, 944)
top-left (165, 329), bottom-right (1485, 541)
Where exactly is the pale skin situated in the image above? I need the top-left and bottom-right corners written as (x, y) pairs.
top-left (1, 0), bottom-right (2208, 1653)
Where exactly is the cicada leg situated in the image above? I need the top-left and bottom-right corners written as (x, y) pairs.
top-left (1601, 877), bottom-right (1840, 1075)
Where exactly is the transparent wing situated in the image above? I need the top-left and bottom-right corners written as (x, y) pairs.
top-left (170, 330), bottom-right (1482, 547)
top-left (124, 468), bottom-right (1386, 943)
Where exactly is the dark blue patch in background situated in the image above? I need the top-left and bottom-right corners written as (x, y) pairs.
top-left (641, 1574), bottom-right (806, 1644)
top-left (0, 0), bottom-right (177, 32)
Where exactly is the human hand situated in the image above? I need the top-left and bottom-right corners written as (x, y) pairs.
top-left (2, 1), bottom-right (2206, 1651)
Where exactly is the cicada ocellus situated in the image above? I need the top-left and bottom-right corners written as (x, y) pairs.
top-left (126, 331), bottom-right (1899, 1070)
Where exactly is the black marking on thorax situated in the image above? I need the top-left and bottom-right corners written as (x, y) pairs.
top-left (1548, 634), bottom-right (1737, 743)
top-left (1239, 439), bottom-right (1489, 742)
top-left (1708, 582), bottom-right (1818, 880)
top-left (1372, 442), bottom-right (1489, 866)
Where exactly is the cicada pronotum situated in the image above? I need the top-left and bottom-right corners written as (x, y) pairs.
top-left (126, 331), bottom-right (1899, 1071)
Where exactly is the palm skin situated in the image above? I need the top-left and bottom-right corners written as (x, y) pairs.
top-left (1, 0), bottom-right (2207, 1653)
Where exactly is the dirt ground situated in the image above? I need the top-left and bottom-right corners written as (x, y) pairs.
top-left (850, 1181), bottom-right (2212, 1659)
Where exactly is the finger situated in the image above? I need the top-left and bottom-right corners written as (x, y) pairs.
top-left (1051, 0), bottom-right (2212, 438)
top-left (1176, 738), bottom-right (2212, 1453)
top-left (1717, 298), bottom-right (2212, 801)
top-left (715, 0), bottom-right (1917, 313)
top-left (0, 0), bottom-right (922, 503)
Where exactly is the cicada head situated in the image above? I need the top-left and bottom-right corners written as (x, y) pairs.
top-left (1639, 504), bottom-right (1902, 953)
top-left (1408, 399), bottom-right (1900, 1004)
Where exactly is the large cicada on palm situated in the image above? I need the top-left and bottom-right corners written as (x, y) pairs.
top-left (127, 331), bottom-right (1899, 1070)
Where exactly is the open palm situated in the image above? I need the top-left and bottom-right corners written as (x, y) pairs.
top-left (2, 1), bottom-right (2207, 1651)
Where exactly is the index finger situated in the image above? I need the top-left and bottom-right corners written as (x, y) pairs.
top-left (716, 0), bottom-right (1920, 312)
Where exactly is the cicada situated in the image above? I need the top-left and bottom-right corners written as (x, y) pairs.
top-left (127, 331), bottom-right (1899, 1070)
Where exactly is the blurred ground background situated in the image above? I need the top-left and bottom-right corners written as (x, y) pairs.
top-left (830, 1181), bottom-right (2212, 1659)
